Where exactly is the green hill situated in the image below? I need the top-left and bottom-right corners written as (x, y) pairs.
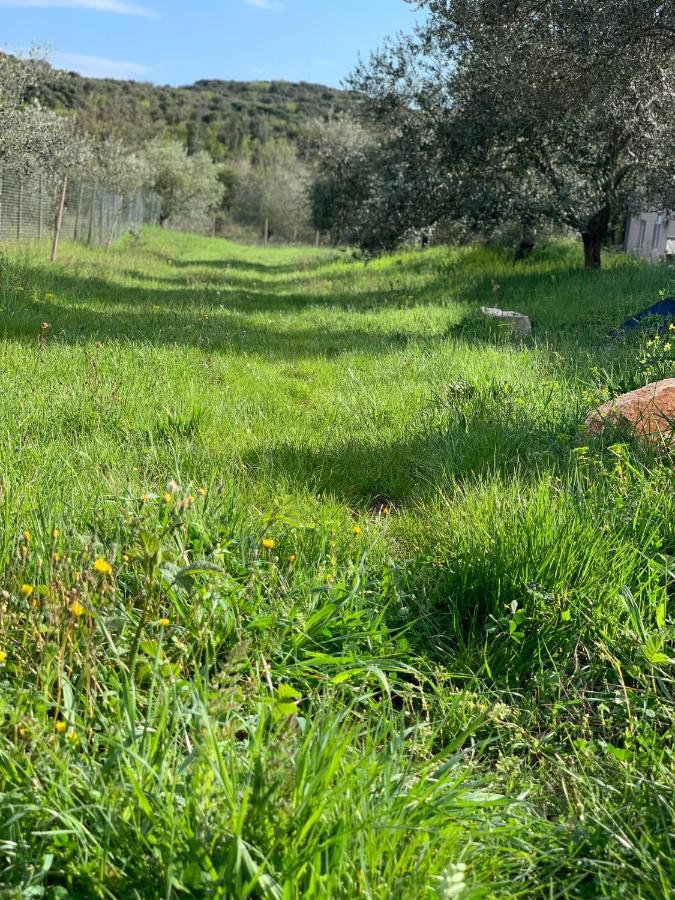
top-left (40, 70), bottom-right (354, 158)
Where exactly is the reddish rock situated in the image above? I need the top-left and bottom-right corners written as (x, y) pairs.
top-left (585, 379), bottom-right (675, 442)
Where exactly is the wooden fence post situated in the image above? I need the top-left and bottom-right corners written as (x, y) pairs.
top-left (315, 230), bottom-right (320, 248)
top-left (0, 170), bottom-right (4, 238)
top-left (264, 217), bottom-right (270, 246)
top-left (51, 176), bottom-right (68, 264)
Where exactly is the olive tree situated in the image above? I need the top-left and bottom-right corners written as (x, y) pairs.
top-left (143, 139), bottom-right (223, 229)
top-left (0, 52), bottom-right (91, 182)
top-left (351, 0), bottom-right (675, 267)
top-left (232, 140), bottom-right (312, 242)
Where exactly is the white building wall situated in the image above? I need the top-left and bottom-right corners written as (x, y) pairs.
top-left (625, 211), bottom-right (675, 262)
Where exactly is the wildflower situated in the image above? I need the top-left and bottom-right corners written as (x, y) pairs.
top-left (352, 525), bottom-right (362, 536)
top-left (123, 554), bottom-right (130, 563)
top-left (0, 650), bottom-right (6, 663)
top-left (197, 487), bottom-right (207, 497)
top-left (166, 479), bottom-right (180, 494)
top-left (93, 558), bottom-right (112, 575)
top-left (53, 552), bottom-right (60, 562)
top-left (40, 322), bottom-right (50, 331)
top-left (288, 554), bottom-right (297, 563)
top-left (70, 600), bottom-right (86, 617)
top-left (20, 584), bottom-right (33, 597)
top-left (52, 528), bottom-right (60, 541)
top-left (19, 727), bottom-right (29, 739)
top-left (163, 493), bottom-right (172, 504)
top-left (66, 730), bottom-right (78, 744)
top-left (141, 494), bottom-right (150, 504)
top-left (157, 618), bottom-right (170, 627)
top-left (664, 342), bottom-right (672, 352)
top-left (22, 530), bottom-right (31, 542)
top-left (261, 538), bottom-right (275, 550)
top-left (55, 720), bottom-right (66, 733)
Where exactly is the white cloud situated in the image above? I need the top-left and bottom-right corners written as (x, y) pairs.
top-left (51, 51), bottom-right (150, 79)
top-left (245, 0), bottom-right (283, 10)
top-left (0, 0), bottom-right (157, 17)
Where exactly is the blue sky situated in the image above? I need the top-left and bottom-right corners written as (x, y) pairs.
top-left (0, 0), bottom-right (418, 87)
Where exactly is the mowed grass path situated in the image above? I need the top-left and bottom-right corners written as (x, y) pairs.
top-left (1, 230), bottom-right (674, 897)
top-left (0, 229), bottom-right (665, 526)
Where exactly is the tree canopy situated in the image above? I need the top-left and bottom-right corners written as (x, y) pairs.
top-left (345, 0), bottom-right (675, 266)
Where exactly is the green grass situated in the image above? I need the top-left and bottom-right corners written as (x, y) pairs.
top-left (0, 229), bottom-right (674, 897)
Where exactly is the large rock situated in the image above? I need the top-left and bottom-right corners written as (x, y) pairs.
top-left (585, 379), bottom-right (675, 442)
top-left (479, 306), bottom-right (532, 338)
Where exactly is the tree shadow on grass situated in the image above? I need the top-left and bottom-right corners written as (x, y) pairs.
top-left (242, 404), bottom-right (573, 510)
top-left (6, 244), bottom-right (664, 360)
top-left (4, 299), bottom-right (437, 360)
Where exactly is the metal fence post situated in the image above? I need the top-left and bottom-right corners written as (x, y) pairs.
top-left (74, 182), bottom-right (84, 242)
top-left (38, 172), bottom-right (44, 239)
top-left (17, 177), bottom-right (23, 240)
top-left (51, 176), bottom-right (68, 264)
top-left (87, 182), bottom-right (96, 245)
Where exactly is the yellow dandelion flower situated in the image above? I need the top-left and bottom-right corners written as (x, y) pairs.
top-left (19, 727), bottom-right (29, 739)
top-left (20, 584), bottom-right (33, 597)
top-left (55, 720), bottom-right (66, 733)
top-left (53, 552), bottom-right (60, 562)
top-left (157, 618), bottom-right (170, 627)
top-left (66, 729), bottom-right (78, 743)
top-left (123, 553), bottom-right (130, 563)
top-left (93, 558), bottom-right (112, 575)
top-left (52, 528), bottom-right (60, 540)
top-left (0, 650), bottom-right (6, 663)
top-left (70, 600), bottom-right (86, 618)
top-left (22, 530), bottom-right (31, 542)
top-left (162, 493), bottom-right (172, 504)
top-left (352, 525), bottom-right (362, 536)
top-left (197, 487), bottom-right (207, 497)
top-left (141, 494), bottom-right (150, 504)
top-left (261, 538), bottom-right (275, 550)
top-left (288, 554), bottom-right (297, 563)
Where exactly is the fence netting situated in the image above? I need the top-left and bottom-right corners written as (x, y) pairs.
top-left (0, 166), bottom-right (161, 247)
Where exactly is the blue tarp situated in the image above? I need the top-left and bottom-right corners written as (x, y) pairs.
top-left (620, 298), bottom-right (675, 332)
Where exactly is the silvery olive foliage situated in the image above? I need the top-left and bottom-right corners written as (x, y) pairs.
top-left (143, 139), bottom-right (224, 228)
top-left (0, 52), bottom-right (91, 183)
top-left (349, 1), bottom-right (675, 266)
top-left (92, 137), bottom-right (152, 200)
top-left (232, 139), bottom-right (312, 241)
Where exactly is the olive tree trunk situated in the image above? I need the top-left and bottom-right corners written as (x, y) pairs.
top-left (581, 206), bottom-right (610, 269)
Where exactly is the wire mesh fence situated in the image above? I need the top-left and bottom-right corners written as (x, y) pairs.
top-left (0, 166), bottom-right (161, 250)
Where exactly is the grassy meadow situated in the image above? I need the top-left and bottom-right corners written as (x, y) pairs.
top-left (1, 228), bottom-right (674, 897)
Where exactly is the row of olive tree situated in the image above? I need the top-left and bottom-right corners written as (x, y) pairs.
top-left (1, 51), bottom-right (322, 246)
top-left (309, 0), bottom-right (675, 268)
top-left (0, 52), bottom-right (225, 234)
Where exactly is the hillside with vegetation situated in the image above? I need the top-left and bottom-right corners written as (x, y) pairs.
top-left (39, 69), bottom-right (353, 156)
